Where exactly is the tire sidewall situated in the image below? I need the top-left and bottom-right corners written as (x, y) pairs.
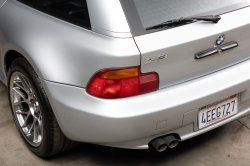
top-left (7, 58), bottom-right (52, 156)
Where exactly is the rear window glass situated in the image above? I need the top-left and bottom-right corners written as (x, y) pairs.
top-left (18, 0), bottom-right (91, 29)
top-left (120, 0), bottom-right (250, 35)
top-left (135, 0), bottom-right (247, 29)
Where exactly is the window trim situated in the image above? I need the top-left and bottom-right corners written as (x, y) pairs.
top-left (17, 0), bottom-right (91, 30)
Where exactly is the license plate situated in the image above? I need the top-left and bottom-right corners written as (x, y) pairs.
top-left (198, 94), bottom-right (238, 129)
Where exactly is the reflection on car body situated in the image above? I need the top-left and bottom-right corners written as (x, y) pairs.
top-left (0, 0), bottom-right (250, 156)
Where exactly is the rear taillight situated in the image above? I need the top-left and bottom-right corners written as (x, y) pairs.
top-left (86, 66), bottom-right (158, 98)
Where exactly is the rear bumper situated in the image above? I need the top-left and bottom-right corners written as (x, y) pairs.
top-left (40, 59), bottom-right (250, 149)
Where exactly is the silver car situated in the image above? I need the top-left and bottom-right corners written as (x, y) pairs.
top-left (0, 0), bottom-right (250, 156)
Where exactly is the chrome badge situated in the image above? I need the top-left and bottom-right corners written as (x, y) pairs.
top-left (145, 54), bottom-right (168, 64)
top-left (145, 56), bottom-right (157, 64)
top-left (215, 34), bottom-right (226, 46)
top-left (158, 54), bottom-right (168, 61)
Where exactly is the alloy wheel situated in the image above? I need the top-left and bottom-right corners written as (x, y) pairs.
top-left (10, 72), bottom-right (43, 147)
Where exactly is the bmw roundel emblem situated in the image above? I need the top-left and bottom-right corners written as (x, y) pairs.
top-left (215, 34), bottom-right (226, 45)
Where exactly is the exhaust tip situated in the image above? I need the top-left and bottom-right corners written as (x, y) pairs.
top-left (151, 138), bottom-right (167, 152)
top-left (163, 135), bottom-right (180, 148)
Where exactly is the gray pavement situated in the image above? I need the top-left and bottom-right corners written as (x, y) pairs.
top-left (1, 81), bottom-right (250, 166)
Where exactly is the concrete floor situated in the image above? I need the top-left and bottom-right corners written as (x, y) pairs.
top-left (1, 81), bottom-right (250, 166)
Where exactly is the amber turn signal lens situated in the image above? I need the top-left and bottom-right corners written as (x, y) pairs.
top-left (86, 66), bottom-right (159, 98)
top-left (100, 67), bottom-right (139, 79)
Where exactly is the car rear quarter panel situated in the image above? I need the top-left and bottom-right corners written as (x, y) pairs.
top-left (87, 0), bottom-right (130, 33)
top-left (0, 0), bottom-right (140, 87)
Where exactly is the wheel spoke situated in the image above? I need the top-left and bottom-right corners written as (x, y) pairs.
top-left (19, 75), bottom-right (31, 93)
top-left (21, 113), bottom-right (31, 128)
top-left (14, 100), bottom-right (26, 105)
top-left (14, 81), bottom-right (29, 93)
top-left (38, 117), bottom-right (43, 135)
top-left (26, 120), bottom-right (35, 136)
top-left (33, 121), bottom-right (39, 143)
top-left (13, 87), bottom-right (27, 100)
top-left (16, 111), bottom-right (28, 115)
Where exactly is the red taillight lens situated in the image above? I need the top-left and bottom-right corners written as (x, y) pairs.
top-left (86, 66), bottom-right (158, 98)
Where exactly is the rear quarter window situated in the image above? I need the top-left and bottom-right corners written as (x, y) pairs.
top-left (18, 0), bottom-right (91, 29)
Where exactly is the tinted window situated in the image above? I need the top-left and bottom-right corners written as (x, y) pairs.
top-left (18, 0), bottom-right (91, 29)
top-left (134, 0), bottom-right (247, 29)
top-left (120, 0), bottom-right (250, 35)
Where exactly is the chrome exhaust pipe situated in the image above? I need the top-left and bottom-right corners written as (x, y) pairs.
top-left (151, 138), bottom-right (168, 152)
top-left (163, 135), bottom-right (179, 148)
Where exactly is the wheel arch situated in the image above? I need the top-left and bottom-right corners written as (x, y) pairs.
top-left (3, 47), bottom-right (43, 81)
top-left (5, 50), bottom-right (24, 73)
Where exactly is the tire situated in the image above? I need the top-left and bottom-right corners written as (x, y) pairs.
top-left (7, 58), bottom-right (78, 157)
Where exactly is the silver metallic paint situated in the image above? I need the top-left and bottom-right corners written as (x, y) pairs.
top-left (0, 0), bottom-right (7, 9)
top-left (135, 6), bottom-right (250, 89)
top-left (0, 0), bottom-right (250, 150)
top-left (240, 88), bottom-right (250, 103)
top-left (0, 0), bottom-right (140, 87)
top-left (87, 0), bottom-right (131, 35)
top-left (40, 57), bottom-right (250, 148)
top-left (91, 27), bottom-right (132, 38)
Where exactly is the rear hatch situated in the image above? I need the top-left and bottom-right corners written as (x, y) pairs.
top-left (121, 0), bottom-right (250, 89)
